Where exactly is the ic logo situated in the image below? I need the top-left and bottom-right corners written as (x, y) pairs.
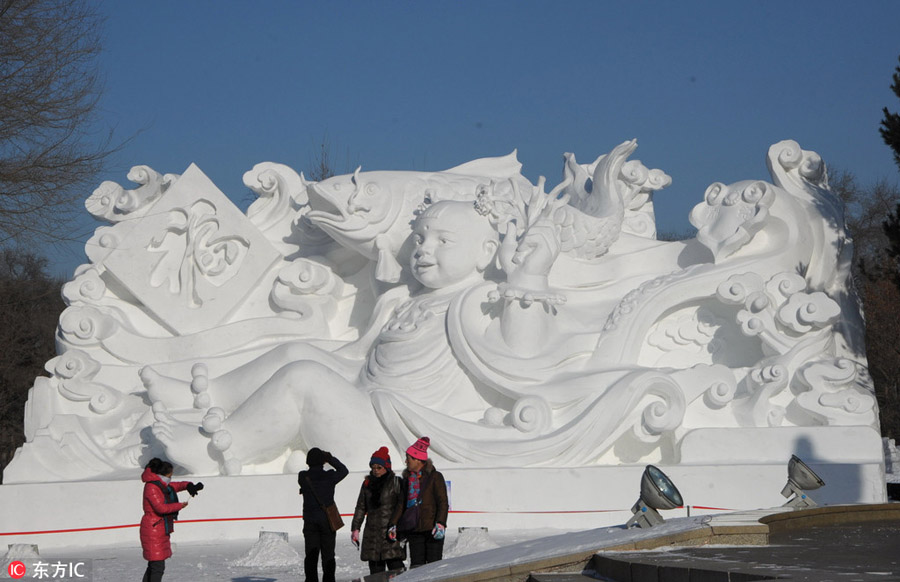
top-left (7, 560), bottom-right (26, 579)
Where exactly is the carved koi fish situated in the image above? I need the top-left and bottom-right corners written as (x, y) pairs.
top-left (305, 151), bottom-right (530, 283)
top-left (557, 139), bottom-right (672, 258)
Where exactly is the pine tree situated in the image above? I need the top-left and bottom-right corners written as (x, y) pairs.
top-left (881, 56), bottom-right (900, 171)
top-left (885, 203), bottom-right (900, 290)
top-left (880, 57), bottom-right (900, 292)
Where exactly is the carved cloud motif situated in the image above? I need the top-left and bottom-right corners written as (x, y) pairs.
top-left (690, 180), bottom-right (775, 262)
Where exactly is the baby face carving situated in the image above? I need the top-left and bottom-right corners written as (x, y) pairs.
top-left (410, 201), bottom-right (498, 290)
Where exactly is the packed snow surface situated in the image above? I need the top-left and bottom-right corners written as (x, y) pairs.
top-left (1, 526), bottom-right (578, 581)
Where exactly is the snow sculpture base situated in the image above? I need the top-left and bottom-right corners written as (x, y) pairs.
top-left (0, 426), bottom-right (884, 550)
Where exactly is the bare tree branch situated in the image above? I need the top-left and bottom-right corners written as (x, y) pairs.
top-left (0, 0), bottom-right (116, 244)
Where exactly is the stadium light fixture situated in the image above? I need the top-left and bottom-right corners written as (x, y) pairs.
top-left (781, 454), bottom-right (825, 509)
top-left (625, 465), bottom-right (684, 528)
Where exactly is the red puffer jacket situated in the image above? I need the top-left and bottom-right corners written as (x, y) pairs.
top-left (139, 467), bottom-right (191, 561)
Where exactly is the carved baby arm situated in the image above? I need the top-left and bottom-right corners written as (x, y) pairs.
top-left (493, 214), bottom-right (566, 355)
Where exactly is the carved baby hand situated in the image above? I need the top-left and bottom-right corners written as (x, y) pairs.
top-left (499, 218), bottom-right (561, 291)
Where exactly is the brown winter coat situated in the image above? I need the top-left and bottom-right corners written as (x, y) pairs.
top-left (351, 472), bottom-right (406, 562)
top-left (391, 459), bottom-right (448, 533)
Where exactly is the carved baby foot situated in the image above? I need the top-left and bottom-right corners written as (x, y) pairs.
top-left (205, 416), bottom-right (242, 476)
top-left (150, 403), bottom-right (220, 474)
top-left (201, 407), bottom-right (226, 433)
top-left (211, 429), bottom-right (242, 476)
top-left (140, 366), bottom-right (194, 410)
top-left (112, 443), bottom-right (146, 469)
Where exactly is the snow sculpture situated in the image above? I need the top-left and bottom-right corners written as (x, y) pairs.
top-left (3, 140), bottom-right (880, 482)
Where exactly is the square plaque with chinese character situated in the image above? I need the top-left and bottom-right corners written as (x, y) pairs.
top-left (103, 164), bottom-right (281, 335)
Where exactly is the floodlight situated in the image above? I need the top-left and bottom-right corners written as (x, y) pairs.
top-left (781, 454), bottom-right (825, 509)
top-left (625, 465), bottom-right (684, 528)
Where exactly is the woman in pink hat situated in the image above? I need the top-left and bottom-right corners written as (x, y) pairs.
top-left (388, 436), bottom-right (448, 567)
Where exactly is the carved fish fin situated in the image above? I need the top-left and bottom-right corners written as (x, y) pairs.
top-left (586, 139), bottom-right (638, 218)
top-left (442, 150), bottom-right (522, 179)
top-left (374, 235), bottom-right (402, 283)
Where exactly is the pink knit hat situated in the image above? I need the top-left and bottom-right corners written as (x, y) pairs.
top-left (406, 436), bottom-right (430, 461)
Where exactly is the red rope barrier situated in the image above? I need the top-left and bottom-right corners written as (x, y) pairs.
top-left (689, 505), bottom-right (734, 511)
top-left (0, 523), bottom-right (139, 536)
top-left (1, 506), bottom-right (733, 537)
top-left (449, 509), bottom-right (626, 514)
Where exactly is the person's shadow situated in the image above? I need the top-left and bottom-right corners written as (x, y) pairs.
top-left (231, 577), bottom-right (277, 582)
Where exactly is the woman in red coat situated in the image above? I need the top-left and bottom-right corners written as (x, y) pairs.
top-left (140, 458), bottom-right (202, 582)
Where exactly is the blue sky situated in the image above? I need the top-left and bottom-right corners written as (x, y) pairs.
top-left (48, 1), bottom-right (900, 276)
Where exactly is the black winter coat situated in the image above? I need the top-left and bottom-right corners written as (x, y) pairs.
top-left (351, 472), bottom-right (406, 562)
top-left (298, 456), bottom-right (348, 526)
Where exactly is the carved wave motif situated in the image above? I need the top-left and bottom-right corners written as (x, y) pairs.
top-left (244, 162), bottom-right (308, 234)
top-left (270, 259), bottom-right (342, 318)
top-left (85, 165), bottom-right (175, 222)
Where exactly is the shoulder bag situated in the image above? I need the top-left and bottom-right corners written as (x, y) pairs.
top-left (302, 474), bottom-right (344, 532)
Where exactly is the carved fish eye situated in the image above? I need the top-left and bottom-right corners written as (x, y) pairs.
top-left (366, 184), bottom-right (380, 195)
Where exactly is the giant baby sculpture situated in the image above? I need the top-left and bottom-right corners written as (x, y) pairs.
top-left (2, 139), bottom-right (878, 482)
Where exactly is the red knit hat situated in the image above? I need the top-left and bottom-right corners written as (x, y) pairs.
top-left (370, 446), bottom-right (391, 470)
top-left (406, 436), bottom-right (430, 461)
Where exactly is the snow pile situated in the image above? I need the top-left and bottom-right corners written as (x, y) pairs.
top-left (884, 438), bottom-right (900, 483)
top-left (3, 544), bottom-right (40, 560)
top-left (1, 546), bottom-right (41, 581)
top-left (229, 531), bottom-right (302, 568)
top-left (444, 527), bottom-right (500, 559)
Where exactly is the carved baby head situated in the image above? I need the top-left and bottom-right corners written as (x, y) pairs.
top-left (410, 200), bottom-right (499, 290)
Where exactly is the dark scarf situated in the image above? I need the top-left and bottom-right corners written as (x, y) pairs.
top-left (150, 480), bottom-right (179, 535)
top-left (365, 471), bottom-right (391, 508)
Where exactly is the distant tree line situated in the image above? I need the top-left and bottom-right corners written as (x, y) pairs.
top-left (864, 54), bottom-right (900, 442)
top-left (0, 251), bottom-right (63, 474)
top-left (0, 0), bottom-right (112, 479)
top-left (880, 56), bottom-right (900, 294)
top-left (832, 169), bottom-right (900, 441)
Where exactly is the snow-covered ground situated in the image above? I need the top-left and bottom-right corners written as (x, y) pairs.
top-left (2, 526), bottom-right (570, 581)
